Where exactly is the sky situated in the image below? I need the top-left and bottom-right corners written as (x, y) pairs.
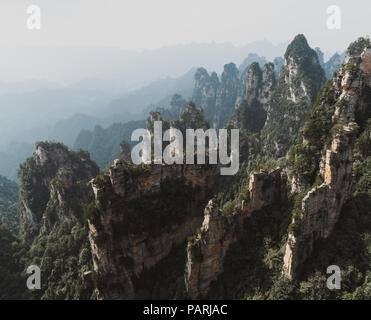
top-left (0, 0), bottom-right (370, 83)
top-left (1, 0), bottom-right (369, 50)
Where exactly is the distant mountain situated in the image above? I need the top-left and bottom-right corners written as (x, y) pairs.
top-left (0, 79), bottom-right (59, 95)
top-left (192, 55), bottom-right (284, 129)
top-left (107, 68), bottom-right (196, 116)
top-left (261, 35), bottom-right (326, 157)
top-left (316, 47), bottom-right (345, 78)
top-left (73, 120), bottom-right (146, 169)
top-left (2, 42), bottom-right (288, 91)
top-left (239, 53), bottom-right (267, 73)
top-left (0, 142), bottom-right (34, 181)
top-left (0, 87), bottom-right (113, 145)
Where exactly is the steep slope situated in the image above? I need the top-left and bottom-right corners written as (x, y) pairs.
top-left (192, 68), bottom-right (220, 127)
top-left (0, 224), bottom-right (29, 299)
top-left (87, 104), bottom-right (216, 299)
top-left (19, 142), bottom-right (99, 243)
top-left (88, 161), bottom-right (216, 299)
top-left (185, 169), bottom-right (286, 298)
top-left (17, 142), bottom-right (100, 299)
top-left (193, 63), bottom-right (240, 129)
top-left (283, 38), bottom-right (371, 279)
top-left (193, 58), bottom-right (281, 130)
top-left (228, 62), bottom-right (276, 133)
top-left (0, 175), bottom-right (19, 233)
top-left (261, 34), bottom-right (326, 158)
top-left (183, 36), bottom-right (370, 300)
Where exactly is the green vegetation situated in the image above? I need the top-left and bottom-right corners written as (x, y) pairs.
top-left (228, 98), bottom-right (267, 133)
top-left (0, 175), bottom-right (19, 234)
top-left (288, 80), bottom-right (337, 184)
top-left (261, 34), bottom-right (326, 158)
top-left (133, 244), bottom-right (187, 299)
top-left (26, 219), bottom-right (95, 300)
top-left (171, 101), bottom-right (209, 135)
top-left (347, 37), bottom-right (371, 56)
top-left (97, 176), bottom-right (209, 237)
top-left (207, 202), bottom-right (292, 299)
top-left (299, 149), bottom-right (371, 299)
top-left (3, 142), bottom-right (100, 299)
top-left (0, 224), bottom-right (29, 299)
top-left (1, 35), bottom-right (370, 301)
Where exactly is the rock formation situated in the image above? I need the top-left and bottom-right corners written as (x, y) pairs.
top-left (283, 44), bottom-right (371, 279)
top-left (261, 34), bottom-right (326, 158)
top-left (19, 142), bottom-right (99, 242)
top-left (227, 62), bottom-right (276, 133)
top-left (244, 62), bottom-right (276, 110)
top-left (88, 160), bottom-right (216, 299)
top-left (185, 169), bottom-right (286, 299)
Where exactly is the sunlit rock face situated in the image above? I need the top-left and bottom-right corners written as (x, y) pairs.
top-left (283, 43), bottom-right (371, 279)
top-left (261, 34), bottom-right (326, 158)
top-left (185, 169), bottom-right (285, 299)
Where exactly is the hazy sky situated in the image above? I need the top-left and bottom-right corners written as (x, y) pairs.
top-left (1, 0), bottom-right (369, 51)
top-left (0, 0), bottom-right (370, 84)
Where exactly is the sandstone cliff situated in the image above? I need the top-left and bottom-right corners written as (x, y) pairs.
top-left (227, 62), bottom-right (276, 132)
top-left (261, 34), bottom-right (326, 158)
top-left (19, 142), bottom-right (99, 242)
top-left (283, 43), bottom-right (371, 279)
top-left (88, 159), bottom-right (215, 299)
top-left (185, 169), bottom-right (286, 299)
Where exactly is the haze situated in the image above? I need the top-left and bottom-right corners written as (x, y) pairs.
top-left (0, 0), bottom-right (370, 84)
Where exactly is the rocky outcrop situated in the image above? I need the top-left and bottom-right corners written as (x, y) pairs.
top-left (193, 63), bottom-right (253, 129)
top-left (193, 55), bottom-right (279, 130)
top-left (227, 62), bottom-right (275, 132)
top-left (185, 169), bottom-right (286, 299)
top-left (261, 63), bottom-right (276, 108)
top-left (283, 44), bottom-right (371, 279)
top-left (261, 34), bottom-right (326, 158)
top-left (88, 160), bottom-right (215, 299)
top-left (212, 63), bottom-right (240, 129)
top-left (244, 62), bottom-right (276, 109)
top-left (192, 68), bottom-right (220, 126)
top-left (19, 142), bottom-right (99, 242)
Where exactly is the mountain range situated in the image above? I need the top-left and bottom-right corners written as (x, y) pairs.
top-left (0, 34), bottom-right (369, 300)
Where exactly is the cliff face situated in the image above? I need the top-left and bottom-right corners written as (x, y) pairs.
top-left (283, 45), bottom-right (371, 279)
top-left (244, 62), bottom-right (276, 110)
top-left (192, 68), bottom-right (220, 126)
top-left (213, 63), bottom-right (241, 128)
top-left (19, 142), bottom-right (99, 242)
top-left (185, 169), bottom-right (286, 299)
top-left (227, 62), bottom-right (275, 133)
top-left (261, 34), bottom-right (326, 158)
top-left (192, 56), bottom-right (279, 131)
top-left (88, 159), bottom-right (215, 299)
top-left (193, 63), bottom-right (247, 129)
